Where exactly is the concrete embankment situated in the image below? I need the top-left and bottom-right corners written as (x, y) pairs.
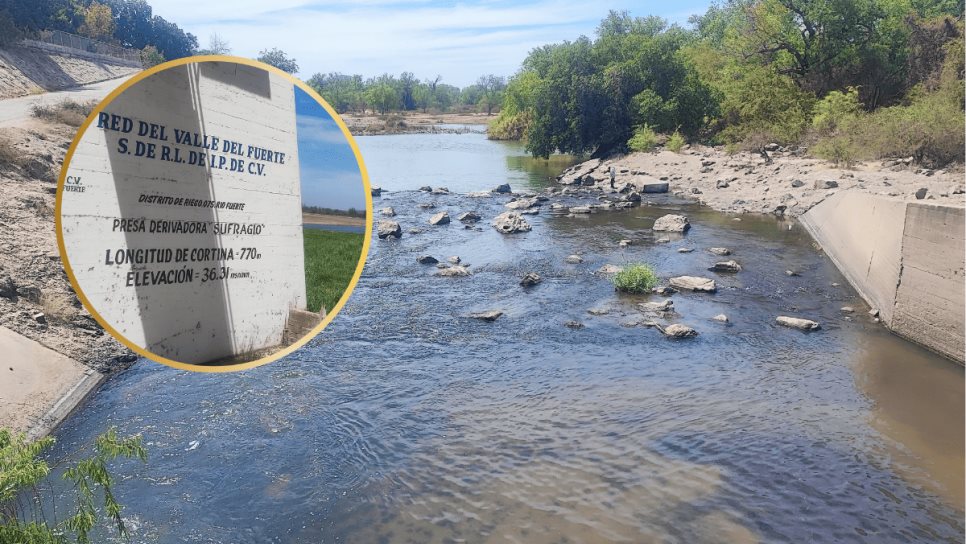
top-left (801, 191), bottom-right (965, 363)
top-left (0, 41), bottom-right (139, 99)
top-left (0, 326), bottom-right (106, 438)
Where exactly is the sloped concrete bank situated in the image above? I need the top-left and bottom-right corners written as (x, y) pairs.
top-left (0, 42), bottom-right (139, 99)
top-left (801, 191), bottom-right (965, 363)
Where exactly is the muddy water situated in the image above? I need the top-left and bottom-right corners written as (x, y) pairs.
top-left (49, 133), bottom-right (963, 543)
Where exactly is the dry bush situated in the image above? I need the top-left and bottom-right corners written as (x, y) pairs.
top-left (40, 291), bottom-right (77, 324)
top-left (0, 135), bottom-right (26, 169)
top-left (31, 99), bottom-right (97, 127)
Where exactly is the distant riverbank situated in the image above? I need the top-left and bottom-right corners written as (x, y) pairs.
top-left (340, 111), bottom-right (490, 135)
top-left (302, 212), bottom-right (366, 227)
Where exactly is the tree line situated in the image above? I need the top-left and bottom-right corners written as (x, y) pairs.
top-left (489, 1), bottom-right (965, 167)
top-left (305, 72), bottom-right (507, 115)
top-left (0, 0), bottom-right (197, 63)
top-left (302, 205), bottom-right (366, 218)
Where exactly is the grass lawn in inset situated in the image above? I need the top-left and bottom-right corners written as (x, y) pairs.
top-left (303, 228), bottom-right (366, 313)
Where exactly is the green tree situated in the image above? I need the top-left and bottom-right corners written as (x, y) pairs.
top-left (257, 48), bottom-right (298, 74)
top-left (78, 1), bottom-right (114, 40)
top-left (476, 74), bottom-right (506, 115)
top-left (0, 428), bottom-right (146, 543)
top-left (366, 82), bottom-right (399, 114)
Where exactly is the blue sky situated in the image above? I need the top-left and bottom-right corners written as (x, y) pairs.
top-left (150, 0), bottom-right (712, 87)
top-left (294, 86), bottom-right (365, 211)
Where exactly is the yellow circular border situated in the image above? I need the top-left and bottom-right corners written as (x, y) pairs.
top-left (54, 55), bottom-right (373, 372)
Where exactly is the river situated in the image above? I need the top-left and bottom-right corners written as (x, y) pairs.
top-left (47, 131), bottom-right (964, 543)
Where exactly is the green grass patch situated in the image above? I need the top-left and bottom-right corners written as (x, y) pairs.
top-left (666, 130), bottom-right (686, 153)
top-left (627, 124), bottom-right (658, 152)
top-left (612, 263), bottom-right (659, 293)
top-left (303, 228), bottom-right (366, 313)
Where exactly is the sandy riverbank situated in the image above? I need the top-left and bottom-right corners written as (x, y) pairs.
top-left (302, 212), bottom-right (366, 226)
top-left (558, 145), bottom-right (965, 217)
top-left (339, 111), bottom-right (491, 135)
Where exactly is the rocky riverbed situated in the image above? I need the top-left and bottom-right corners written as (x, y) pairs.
top-left (557, 145), bottom-right (965, 217)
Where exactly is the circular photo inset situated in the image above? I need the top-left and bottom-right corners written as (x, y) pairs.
top-left (56, 56), bottom-right (371, 371)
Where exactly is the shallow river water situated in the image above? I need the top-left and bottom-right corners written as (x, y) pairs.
top-left (49, 132), bottom-right (963, 543)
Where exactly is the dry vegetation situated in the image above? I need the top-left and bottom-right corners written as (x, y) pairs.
top-left (30, 99), bottom-right (97, 127)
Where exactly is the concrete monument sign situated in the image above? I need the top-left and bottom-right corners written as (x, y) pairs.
top-left (56, 59), bottom-right (365, 367)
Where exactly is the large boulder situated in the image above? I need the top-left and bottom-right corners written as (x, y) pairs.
top-left (776, 316), bottom-right (821, 331)
top-left (379, 207), bottom-right (396, 217)
top-left (429, 211), bottom-right (450, 225)
top-left (640, 178), bottom-right (669, 193)
top-left (492, 212), bottom-right (531, 234)
top-left (416, 255), bottom-right (438, 265)
top-left (652, 214), bottom-right (691, 233)
top-left (669, 276), bottom-right (716, 293)
top-left (492, 183), bottom-right (512, 194)
top-left (371, 186), bottom-right (383, 197)
top-left (377, 220), bottom-right (402, 239)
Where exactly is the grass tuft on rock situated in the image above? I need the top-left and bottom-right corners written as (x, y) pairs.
top-left (612, 263), bottom-right (659, 293)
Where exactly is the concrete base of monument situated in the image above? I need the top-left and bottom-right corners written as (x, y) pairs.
top-left (0, 326), bottom-right (106, 438)
top-left (200, 307), bottom-right (326, 366)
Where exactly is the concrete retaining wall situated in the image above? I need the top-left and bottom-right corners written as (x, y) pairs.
top-left (801, 191), bottom-right (965, 363)
top-left (0, 43), bottom-right (138, 99)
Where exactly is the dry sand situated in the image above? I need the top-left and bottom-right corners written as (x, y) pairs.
top-left (0, 118), bottom-right (133, 373)
top-left (302, 212), bottom-right (366, 226)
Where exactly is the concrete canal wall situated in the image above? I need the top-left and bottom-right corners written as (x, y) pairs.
top-left (801, 191), bottom-right (965, 364)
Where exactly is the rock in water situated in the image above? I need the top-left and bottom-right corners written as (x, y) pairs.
top-left (436, 266), bottom-right (471, 277)
top-left (776, 316), bottom-right (821, 331)
top-left (652, 214), bottom-right (691, 233)
top-left (379, 207), bottom-right (396, 217)
top-left (677, 247), bottom-right (694, 253)
top-left (708, 247), bottom-right (731, 256)
top-left (709, 260), bottom-right (742, 272)
top-left (669, 276), bottom-right (717, 293)
top-left (596, 264), bottom-right (624, 274)
top-left (661, 324), bottom-right (698, 338)
top-left (712, 314), bottom-right (729, 323)
top-left (458, 211), bottom-right (481, 223)
top-left (565, 254), bottom-right (584, 264)
top-left (429, 211), bottom-right (450, 225)
top-left (418, 185), bottom-right (432, 192)
top-left (416, 255), bottom-right (438, 265)
top-left (447, 256), bottom-right (461, 264)
top-left (492, 212), bottom-right (531, 234)
top-left (377, 220), bottom-right (402, 239)
top-left (371, 186), bottom-right (383, 196)
top-left (639, 299), bottom-right (673, 312)
top-left (505, 197), bottom-right (539, 210)
top-left (469, 310), bottom-right (502, 321)
top-left (492, 183), bottom-right (512, 194)
top-left (520, 272), bottom-right (542, 287)
top-left (564, 320), bottom-right (585, 329)
top-left (569, 206), bottom-right (592, 214)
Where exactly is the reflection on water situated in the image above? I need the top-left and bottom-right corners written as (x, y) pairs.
top-left (356, 132), bottom-right (579, 193)
top-left (47, 133), bottom-right (963, 543)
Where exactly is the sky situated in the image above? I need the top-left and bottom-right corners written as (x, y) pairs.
top-left (294, 86), bottom-right (366, 211)
top-left (149, 0), bottom-right (712, 87)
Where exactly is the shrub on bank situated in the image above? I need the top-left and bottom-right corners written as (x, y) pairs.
top-left (627, 125), bottom-right (658, 152)
top-left (666, 130), bottom-right (686, 153)
top-left (613, 263), bottom-right (659, 293)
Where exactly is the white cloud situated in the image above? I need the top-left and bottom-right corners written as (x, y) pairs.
top-left (150, 0), bottom-right (705, 86)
